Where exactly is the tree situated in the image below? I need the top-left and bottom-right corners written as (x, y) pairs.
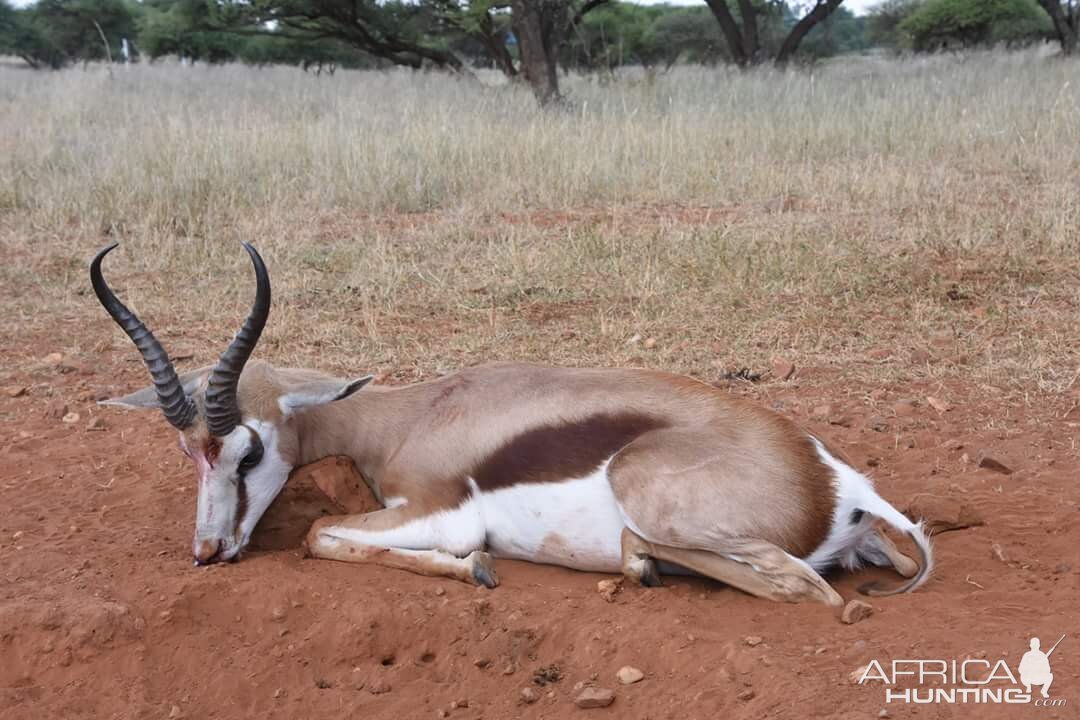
top-left (212, 0), bottom-right (464, 70)
top-left (704, 0), bottom-right (847, 66)
top-left (899, 0), bottom-right (1049, 51)
top-left (2, 0), bottom-right (139, 68)
top-left (865, 0), bottom-right (920, 49)
top-left (1035, 0), bottom-right (1078, 53)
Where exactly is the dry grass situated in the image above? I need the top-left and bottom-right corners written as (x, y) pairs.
top-left (1, 50), bottom-right (1078, 403)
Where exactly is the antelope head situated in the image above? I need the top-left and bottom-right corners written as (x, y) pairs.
top-left (91, 243), bottom-right (371, 565)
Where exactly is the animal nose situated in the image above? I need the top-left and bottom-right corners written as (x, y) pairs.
top-left (194, 539), bottom-right (221, 565)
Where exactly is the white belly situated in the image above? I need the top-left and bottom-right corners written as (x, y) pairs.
top-left (474, 461), bottom-right (625, 572)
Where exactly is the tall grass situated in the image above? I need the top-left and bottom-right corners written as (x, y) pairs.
top-left (1, 51), bottom-right (1078, 397)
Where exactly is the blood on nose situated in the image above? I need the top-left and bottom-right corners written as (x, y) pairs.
top-left (194, 539), bottom-right (221, 564)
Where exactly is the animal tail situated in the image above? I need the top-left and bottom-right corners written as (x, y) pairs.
top-left (854, 488), bottom-right (933, 596)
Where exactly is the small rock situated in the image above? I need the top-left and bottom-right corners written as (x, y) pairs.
top-left (437, 710), bottom-right (449, 719)
top-left (941, 438), bottom-right (964, 451)
top-left (892, 400), bottom-right (916, 418)
top-left (86, 417), bottom-right (107, 431)
top-left (44, 352), bottom-right (64, 365)
top-left (812, 404), bottom-right (832, 419)
top-left (574, 687), bottom-right (615, 709)
top-left (976, 453), bottom-right (1013, 475)
top-left (926, 396), bottom-right (951, 413)
top-left (473, 658), bottom-right (491, 669)
top-left (450, 698), bottom-right (468, 709)
top-left (368, 681), bottom-right (391, 695)
top-left (910, 348), bottom-right (932, 364)
top-left (12, 531), bottom-right (23, 541)
top-left (866, 415), bottom-right (888, 432)
top-left (434, 587), bottom-right (446, 597)
top-left (904, 495), bottom-right (984, 534)
top-left (866, 348), bottom-right (892, 361)
top-left (744, 636), bottom-right (763, 647)
top-left (737, 688), bottom-right (755, 702)
top-left (273, 688), bottom-right (286, 699)
top-left (879, 708), bottom-right (890, 718)
top-left (4, 386), bottom-right (27, 398)
top-left (771, 358), bottom-right (795, 381)
top-left (1053, 563), bottom-right (1072, 574)
top-left (520, 687), bottom-right (539, 704)
top-left (616, 666), bottom-right (644, 685)
top-left (597, 578), bottom-right (621, 602)
top-left (829, 414), bottom-right (854, 428)
top-left (626, 334), bottom-right (642, 345)
top-left (168, 705), bottom-right (182, 719)
top-left (960, 452), bottom-right (971, 464)
top-left (643, 337), bottom-right (657, 349)
top-left (271, 607), bottom-right (287, 621)
top-left (991, 543), bottom-right (1009, 562)
top-left (502, 663), bottom-right (516, 675)
top-left (841, 599), bottom-right (874, 625)
top-left (62, 412), bottom-right (80, 424)
top-left (44, 399), bottom-right (68, 420)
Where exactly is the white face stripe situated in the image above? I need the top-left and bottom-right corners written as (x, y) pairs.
top-left (188, 420), bottom-right (292, 561)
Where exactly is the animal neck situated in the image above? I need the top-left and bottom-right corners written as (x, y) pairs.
top-left (292, 384), bottom-right (422, 492)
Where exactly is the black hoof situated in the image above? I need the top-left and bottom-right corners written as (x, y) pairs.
top-left (640, 560), bottom-right (663, 587)
top-left (471, 553), bottom-right (500, 588)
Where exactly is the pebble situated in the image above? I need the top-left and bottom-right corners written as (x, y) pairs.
top-left (866, 415), bottom-right (888, 432)
top-left (597, 579), bottom-right (621, 602)
top-left (991, 543), bottom-right (1009, 562)
top-left (437, 710), bottom-right (449, 719)
top-left (12, 531), bottom-right (23, 541)
top-left (450, 699), bottom-right (468, 709)
top-left (44, 399), bottom-right (68, 419)
top-left (62, 412), bottom-right (81, 424)
top-left (841, 599), bottom-right (874, 625)
top-left (977, 453), bottom-right (1013, 475)
top-left (434, 587), bottom-right (446, 596)
top-left (273, 688), bottom-right (286, 699)
top-left (44, 352), bottom-right (63, 365)
top-left (86, 417), bottom-right (107, 431)
top-left (616, 666), bottom-right (644, 684)
top-left (368, 681), bottom-right (392, 695)
top-left (574, 687), bottom-right (615, 709)
top-left (942, 438), bottom-right (964, 451)
top-left (812, 404), bottom-right (832, 418)
top-left (271, 607), bottom-right (287, 621)
top-left (643, 337), bottom-right (657, 349)
top-left (892, 400), bottom-right (916, 417)
top-left (926, 396), bottom-right (951, 413)
top-left (744, 636), bottom-right (763, 647)
top-left (520, 687), bottom-right (539, 704)
top-left (168, 705), bottom-right (182, 719)
top-left (737, 688), bottom-right (755, 702)
top-left (771, 358), bottom-right (795, 381)
top-left (4, 386), bottom-right (27, 398)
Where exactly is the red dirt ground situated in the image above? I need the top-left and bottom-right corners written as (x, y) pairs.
top-left (2, 337), bottom-right (1078, 720)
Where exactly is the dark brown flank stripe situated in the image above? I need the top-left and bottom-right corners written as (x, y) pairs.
top-left (472, 413), bottom-right (667, 491)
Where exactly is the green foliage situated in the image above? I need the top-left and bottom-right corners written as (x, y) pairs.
top-left (795, 7), bottom-right (871, 58)
top-left (865, 0), bottom-right (922, 49)
top-left (899, 0), bottom-right (1050, 50)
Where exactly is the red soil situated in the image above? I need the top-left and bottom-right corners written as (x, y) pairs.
top-left (2, 343), bottom-right (1078, 720)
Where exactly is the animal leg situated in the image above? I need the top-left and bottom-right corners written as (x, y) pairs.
top-left (621, 527), bottom-right (662, 586)
top-left (858, 528), bottom-right (919, 578)
top-left (304, 504), bottom-right (497, 587)
top-left (624, 529), bottom-right (843, 606)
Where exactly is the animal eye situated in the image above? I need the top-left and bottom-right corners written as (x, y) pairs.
top-left (239, 447), bottom-right (262, 470)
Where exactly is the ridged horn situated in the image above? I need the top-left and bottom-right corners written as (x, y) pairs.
top-left (203, 242), bottom-right (271, 437)
top-left (90, 243), bottom-right (197, 430)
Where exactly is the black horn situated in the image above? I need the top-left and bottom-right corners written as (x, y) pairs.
top-left (203, 243), bottom-right (271, 437)
top-left (90, 243), bottom-right (198, 430)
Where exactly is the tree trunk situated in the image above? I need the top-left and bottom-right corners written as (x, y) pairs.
top-left (1037, 0), bottom-right (1079, 55)
top-left (511, 0), bottom-right (561, 105)
top-left (775, 0), bottom-right (844, 66)
top-left (704, 0), bottom-right (749, 66)
top-left (479, 11), bottom-right (518, 79)
top-left (735, 0), bottom-right (761, 63)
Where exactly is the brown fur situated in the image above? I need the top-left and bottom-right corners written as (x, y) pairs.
top-left (471, 413), bottom-right (666, 491)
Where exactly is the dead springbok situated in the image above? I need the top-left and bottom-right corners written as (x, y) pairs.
top-left (91, 242), bottom-right (931, 605)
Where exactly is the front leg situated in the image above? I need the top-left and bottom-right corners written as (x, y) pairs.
top-left (304, 504), bottom-right (499, 588)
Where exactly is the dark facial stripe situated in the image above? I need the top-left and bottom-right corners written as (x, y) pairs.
top-left (472, 413), bottom-right (666, 491)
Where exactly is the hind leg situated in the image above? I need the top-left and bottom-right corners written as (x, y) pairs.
top-left (858, 528), bottom-right (919, 578)
top-left (623, 528), bottom-right (842, 606)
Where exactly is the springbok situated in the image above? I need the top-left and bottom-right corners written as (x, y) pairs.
top-left (91, 242), bottom-right (931, 605)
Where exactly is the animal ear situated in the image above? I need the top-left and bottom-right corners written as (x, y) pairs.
top-left (278, 375), bottom-right (374, 417)
top-left (99, 366), bottom-right (212, 410)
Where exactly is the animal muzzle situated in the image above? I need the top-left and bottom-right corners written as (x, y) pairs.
top-left (193, 538), bottom-right (221, 565)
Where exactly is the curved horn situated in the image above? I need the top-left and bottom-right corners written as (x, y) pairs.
top-left (203, 242), bottom-right (271, 437)
top-left (90, 243), bottom-right (198, 430)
